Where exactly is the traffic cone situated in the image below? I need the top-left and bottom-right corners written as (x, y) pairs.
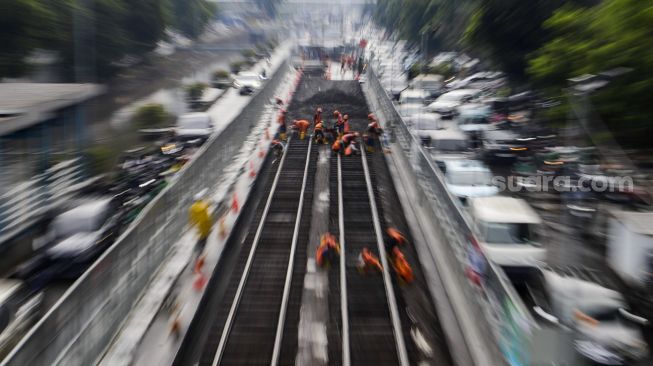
top-left (218, 216), bottom-right (227, 240)
top-left (249, 161), bottom-right (257, 178)
top-left (231, 193), bottom-right (239, 213)
top-left (258, 144), bottom-right (265, 158)
top-left (193, 272), bottom-right (207, 291)
top-left (194, 254), bottom-right (206, 274)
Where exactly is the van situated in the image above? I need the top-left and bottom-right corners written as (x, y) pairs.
top-left (175, 112), bottom-right (214, 139)
top-left (469, 196), bottom-right (546, 268)
top-left (436, 159), bottom-right (499, 203)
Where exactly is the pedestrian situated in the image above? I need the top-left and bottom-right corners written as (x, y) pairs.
top-left (342, 114), bottom-right (350, 134)
top-left (271, 139), bottom-right (285, 157)
top-left (341, 132), bottom-right (359, 156)
top-left (332, 139), bottom-right (342, 154)
top-left (189, 192), bottom-right (212, 261)
top-left (316, 233), bottom-right (340, 267)
top-left (335, 113), bottom-right (345, 138)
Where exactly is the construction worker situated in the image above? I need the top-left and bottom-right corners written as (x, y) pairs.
top-left (365, 115), bottom-right (383, 152)
top-left (189, 192), bottom-right (212, 260)
top-left (342, 114), bottom-right (351, 134)
top-left (357, 247), bottom-right (383, 274)
top-left (313, 107), bottom-right (323, 126)
top-left (316, 233), bottom-right (340, 267)
top-left (385, 227), bottom-right (408, 253)
top-left (314, 121), bottom-right (326, 144)
top-left (277, 109), bottom-right (288, 141)
top-left (335, 111), bottom-right (345, 138)
top-left (391, 247), bottom-right (414, 283)
top-left (293, 119), bottom-right (311, 140)
top-left (341, 132), bottom-right (359, 156)
top-left (332, 138), bottom-right (342, 154)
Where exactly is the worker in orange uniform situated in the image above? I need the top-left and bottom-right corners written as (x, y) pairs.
top-left (391, 247), bottom-right (414, 283)
top-left (316, 233), bottom-right (340, 267)
top-left (332, 138), bottom-right (342, 154)
top-left (342, 114), bottom-right (351, 134)
top-left (365, 113), bottom-right (383, 152)
top-left (341, 132), bottom-right (359, 156)
top-left (313, 107), bottom-right (323, 126)
top-left (357, 247), bottom-right (383, 274)
top-left (293, 119), bottom-right (311, 140)
top-left (277, 109), bottom-right (288, 141)
top-left (385, 227), bottom-right (408, 253)
top-left (189, 192), bottom-right (212, 260)
top-left (335, 111), bottom-right (345, 138)
top-left (314, 121), bottom-right (326, 144)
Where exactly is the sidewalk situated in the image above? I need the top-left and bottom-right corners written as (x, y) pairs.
top-left (99, 42), bottom-right (299, 366)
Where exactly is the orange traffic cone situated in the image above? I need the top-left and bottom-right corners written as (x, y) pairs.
top-left (231, 193), bottom-right (239, 213)
top-left (193, 272), bottom-right (207, 291)
top-left (194, 254), bottom-right (206, 274)
top-left (218, 216), bottom-right (227, 240)
top-left (249, 161), bottom-right (257, 178)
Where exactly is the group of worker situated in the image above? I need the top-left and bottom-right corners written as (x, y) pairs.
top-left (278, 107), bottom-right (384, 157)
top-left (315, 227), bottom-right (414, 284)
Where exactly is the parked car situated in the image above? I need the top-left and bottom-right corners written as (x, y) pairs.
top-left (416, 126), bottom-right (472, 160)
top-left (481, 128), bottom-right (525, 163)
top-left (410, 74), bottom-right (444, 98)
top-left (541, 270), bottom-right (649, 365)
top-left (175, 112), bottom-right (214, 140)
top-left (425, 89), bottom-right (481, 118)
top-left (436, 159), bottom-right (499, 204)
top-left (0, 280), bottom-right (42, 359)
top-left (468, 196), bottom-right (546, 268)
top-left (14, 198), bottom-right (121, 286)
top-left (398, 89), bottom-right (430, 117)
top-left (233, 71), bottom-right (263, 95)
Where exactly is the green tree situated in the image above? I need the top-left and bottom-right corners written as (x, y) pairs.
top-left (0, 0), bottom-right (51, 77)
top-left (123, 0), bottom-right (170, 54)
top-left (169, 0), bottom-right (216, 39)
top-left (529, 0), bottom-right (653, 146)
top-left (132, 103), bottom-right (169, 128)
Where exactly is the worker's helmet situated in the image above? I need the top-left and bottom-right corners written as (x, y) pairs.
top-left (386, 227), bottom-right (403, 240)
top-left (333, 110), bottom-right (340, 117)
top-left (368, 113), bottom-right (376, 120)
top-left (354, 132), bottom-right (360, 137)
top-left (343, 114), bottom-right (349, 120)
top-left (317, 107), bottom-right (323, 113)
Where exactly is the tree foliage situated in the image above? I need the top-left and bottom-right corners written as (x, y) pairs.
top-left (1, 0), bottom-right (216, 80)
top-left (529, 0), bottom-right (653, 144)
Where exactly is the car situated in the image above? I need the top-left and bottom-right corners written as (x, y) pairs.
top-left (481, 128), bottom-right (525, 163)
top-left (468, 196), bottom-right (546, 268)
top-left (415, 126), bottom-right (472, 160)
top-left (233, 71), bottom-right (263, 95)
top-left (0, 280), bottom-right (42, 360)
top-left (541, 270), bottom-right (649, 365)
top-left (446, 71), bottom-right (504, 90)
top-left (425, 89), bottom-right (481, 118)
top-left (410, 74), bottom-right (444, 98)
top-left (398, 89), bottom-right (430, 117)
top-left (436, 159), bottom-right (499, 204)
top-left (14, 198), bottom-right (120, 286)
top-left (175, 112), bottom-right (214, 140)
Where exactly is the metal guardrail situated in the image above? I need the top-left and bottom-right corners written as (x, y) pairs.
top-left (364, 68), bottom-right (538, 366)
top-left (2, 58), bottom-right (294, 366)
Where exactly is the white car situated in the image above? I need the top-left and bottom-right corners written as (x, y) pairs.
top-left (437, 159), bottom-right (499, 203)
top-left (398, 89), bottom-right (430, 117)
top-left (233, 71), bottom-right (263, 94)
top-left (426, 89), bottom-right (481, 118)
top-left (469, 196), bottom-right (546, 268)
top-left (175, 112), bottom-right (214, 139)
top-left (542, 270), bottom-right (649, 364)
top-left (456, 103), bottom-right (493, 134)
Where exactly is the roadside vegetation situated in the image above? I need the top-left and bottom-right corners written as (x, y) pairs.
top-left (374, 0), bottom-right (652, 146)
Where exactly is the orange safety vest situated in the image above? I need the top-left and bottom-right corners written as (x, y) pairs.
top-left (362, 248), bottom-right (382, 271)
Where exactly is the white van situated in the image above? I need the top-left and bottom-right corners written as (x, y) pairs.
top-left (398, 89), bottom-right (430, 117)
top-left (437, 159), bottom-right (499, 202)
top-left (469, 196), bottom-right (546, 267)
top-left (410, 74), bottom-right (444, 97)
top-left (175, 112), bottom-right (214, 139)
